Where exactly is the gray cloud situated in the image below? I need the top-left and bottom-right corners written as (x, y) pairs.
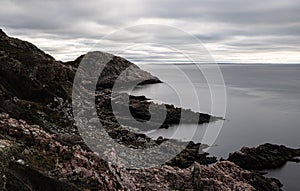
top-left (0, 0), bottom-right (299, 63)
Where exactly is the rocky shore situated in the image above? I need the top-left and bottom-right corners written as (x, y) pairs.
top-left (0, 114), bottom-right (283, 190)
top-left (0, 28), bottom-right (297, 190)
top-left (228, 143), bottom-right (300, 170)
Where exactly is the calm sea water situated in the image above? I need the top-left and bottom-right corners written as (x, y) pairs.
top-left (130, 63), bottom-right (300, 190)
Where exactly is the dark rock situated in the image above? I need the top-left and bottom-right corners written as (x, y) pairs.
top-left (105, 92), bottom-right (216, 132)
top-left (166, 141), bottom-right (217, 168)
top-left (67, 51), bottom-right (162, 89)
top-left (0, 29), bottom-right (76, 134)
top-left (129, 161), bottom-right (282, 191)
top-left (228, 143), bottom-right (300, 170)
top-left (6, 161), bottom-right (80, 191)
top-left (0, 29), bottom-right (7, 37)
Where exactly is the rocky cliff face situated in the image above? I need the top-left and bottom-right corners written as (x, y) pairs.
top-left (0, 29), bottom-right (286, 190)
top-left (0, 29), bottom-right (76, 135)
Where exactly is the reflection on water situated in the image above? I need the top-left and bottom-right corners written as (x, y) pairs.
top-left (131, 63), bottom-right (300, 190)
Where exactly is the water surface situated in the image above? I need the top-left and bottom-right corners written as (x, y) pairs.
top-left (131, 63), bottom-right (300, 190)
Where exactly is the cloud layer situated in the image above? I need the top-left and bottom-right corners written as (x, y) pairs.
top-left (1, 0), bottom-right (299, 63)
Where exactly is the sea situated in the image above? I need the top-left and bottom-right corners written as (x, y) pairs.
top-left (129, 63), bottom-right (300, 190)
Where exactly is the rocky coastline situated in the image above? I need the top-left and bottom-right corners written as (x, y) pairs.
top-left (0, 28), bottom-right (298, 190)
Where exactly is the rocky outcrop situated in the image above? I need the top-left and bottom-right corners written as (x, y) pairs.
top-left (165, 141), bottom-right (217, 168)
top-left (0, 29), bottom-right (76, 134)
top-left (92, 88), bottom-right (218, 168)
top-left (110, 92), bottom-right (214, 130)
top-left (129, 161), bottom-right (282, 191)
top-left (0, 30), bottom-right (160, 135)
top-left (95, 89), bottom-right (215, 143)
top-left (0, 113), bottom-right (128, 190)
top-left (228, 143), bottom-right (300, 170)
top-left (66, 53), bottom-right (162, 88)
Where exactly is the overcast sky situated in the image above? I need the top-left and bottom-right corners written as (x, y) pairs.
top-left (1, 0), bottom-right (300, 63)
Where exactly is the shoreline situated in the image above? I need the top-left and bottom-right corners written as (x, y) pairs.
top-left (0, 28), bottom-right (298, 190)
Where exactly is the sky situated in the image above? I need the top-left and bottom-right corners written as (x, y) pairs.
top-left (0, 0), bottom-right (300, 63)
